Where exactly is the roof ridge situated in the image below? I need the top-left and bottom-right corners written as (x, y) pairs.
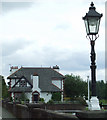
top-left (22, 67), bottom-right (52, 69)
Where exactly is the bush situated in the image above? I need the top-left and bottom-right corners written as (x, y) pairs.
top-left (21, 101), bottom-right (24, 104)
top-left (10, 97), bottom-right (13, 101)
top-left (51, 92), bottom-right (61, 101)
top-left (74, 97), bottom-right (87, 105)
top-left (26, 99), bottom-right (29, 103)
top-left (47, 99), bottom-right (54, 104)
top-left (39, 98), bottom-right (45, 103)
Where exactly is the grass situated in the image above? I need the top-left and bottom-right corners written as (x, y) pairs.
top-left (100, 99), bottom-right (107, 105)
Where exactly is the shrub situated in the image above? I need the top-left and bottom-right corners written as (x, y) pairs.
top-left (51, 92), bottom-right (61, 101)
top-left (47, 99), bottom-right (54, 104)
top-left (26, 99), bottom-right (29, 103)
top-left (74, 97), bottom-right (87, 105)
top-left (39, 98), bottom-right (45, 103)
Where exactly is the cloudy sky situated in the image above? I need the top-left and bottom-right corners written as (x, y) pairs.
top-left (0, 0), bottom-right (106, 82)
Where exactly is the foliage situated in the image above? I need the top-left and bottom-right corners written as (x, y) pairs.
top-left (51, 92), bottom-right (61, 101)
top-left (19, 92), bottom-right (28, 103)
top-left (26, 99), bottom-right (30, 103)
top-left (47, 99), bottom-right (54, 104)
top-left (96, 80), bottom-right (105, 100)
top-left (89, 80), bottom-right (107, 100)
top-left (39, 98), bottom-right (45, 102)
top-left (105, 82), bottom-right (107, 100)
top-left (64, 74), bottom-right (88, 99)
top-left (64, 74), bottom-right (107, 102)
top-left (100, 99), bottom-right (107, 105)
top-left (74, 97), bottom-right (87, 105)
top-left (2, 76), bottom-right (9, 99)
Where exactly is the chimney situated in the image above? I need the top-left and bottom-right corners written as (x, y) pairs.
top-left (53, 65), bottom-right (60, 72)
top-left (10, 66), bottom-right (18, 74)
top-left (32, 72), bottom-right (40, 92)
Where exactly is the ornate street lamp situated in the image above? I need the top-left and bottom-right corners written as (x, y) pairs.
top-left (83, 2), bottom-right (102, 110)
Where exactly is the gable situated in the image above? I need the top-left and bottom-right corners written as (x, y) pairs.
top-left (52, 80), bottom-right (62, 89)
top-left (12, 76), bottom-right (32, 88)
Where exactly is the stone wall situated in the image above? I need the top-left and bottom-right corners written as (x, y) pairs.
top-left (26, 103), bottom-right (86, 110)
top-left (2, 101), bottom-right (79, 119)
top-left (2, 101), bottom-right (107, 119)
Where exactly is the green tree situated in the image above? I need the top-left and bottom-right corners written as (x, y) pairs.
top-left (64, 74), bottom-right (88, 99)
top-left (51, 92), bottom-right (61, 101)
top-left (105, 82), bottom-right (107, 99)
top-left (20, 92), bottom-right (27, 101)
top-left (96, 80), bottom-right (105, 100)
top-left (89, 80), bottom-right (106, 100)
top-left (2, 76), bottom-right (9, 99)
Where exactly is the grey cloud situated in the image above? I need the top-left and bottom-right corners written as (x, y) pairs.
top-left (42, 47), bottom-right (105, 72)
top-left (55, 24), bottom-right (70, 30)
top-left (2, 38), bottom-right (31, 56)
top-left (40, 46), bottom-right (90, 71)
top-left (2, 2), bottom-right (33, 13)
top-left (2, 44), bottom-right (105, 77)
top-left (44, 51), bottom-right (90, 71)
top-left (97, 51), bottom-right (105, 69)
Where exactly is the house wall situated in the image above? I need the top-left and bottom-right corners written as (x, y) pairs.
top-left (11, 93), bottom-right (14, 100)
top-left (61, 80), bottom-right (64, 102)
top-left (40, 92), bottom-right (52, 103)
top-left (11, 79), bottom-right (19, 87)
top-left (25, 93), bottom-right (32, 103)
top-left (11, 79), bottom-right (15, 87)
top-left (25, 92), bottom-right (52, 103)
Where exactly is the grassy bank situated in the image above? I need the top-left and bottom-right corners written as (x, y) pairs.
top-left (100, 99), bottom-right (107, 104)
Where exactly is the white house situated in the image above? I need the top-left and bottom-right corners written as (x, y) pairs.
top-left (7, 66), bottom-right (65, 103)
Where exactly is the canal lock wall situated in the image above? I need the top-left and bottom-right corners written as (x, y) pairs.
top-left (2, 101), bottom-right (107, 119)
top-left (2, 101), bottom-right (86, 119)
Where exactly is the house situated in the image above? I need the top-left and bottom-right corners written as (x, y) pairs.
top-left (7, 65), bottom-right (65, 103)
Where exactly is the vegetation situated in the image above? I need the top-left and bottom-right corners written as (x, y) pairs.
top-left (64, 74), bottom-right (107, 105)
top-left (88, 80), bottom-right (107, 103)
top-left (64, 74), bottom-right (88, 99)
top-left (99, 99), bottom-right (107, 105)
top-left (2, 76), bottom-right (9, 99)
top-left (39, 98), bottom-right (45, 103)
top-left (47, 99), bottom-right (54, 104)
top-left (96, 80), bottom-right (106, 100)
top-left (18, 92), bottom-right (30, 104)
top-left (51, 92), bottom-right (61, 101)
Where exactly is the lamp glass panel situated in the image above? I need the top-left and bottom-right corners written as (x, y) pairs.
top-left (84, 20), bottom-right (89, 35)
top-left (88, 18), bottom-right (99, 34)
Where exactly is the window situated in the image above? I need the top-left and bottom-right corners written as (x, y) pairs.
top-left (19, 79), bottom-right (27, 87)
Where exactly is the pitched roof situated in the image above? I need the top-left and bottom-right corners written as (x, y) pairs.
top-left (7, 67), bottom-right (65, 92)
top-left (9, 87), bottom-right (32, 92)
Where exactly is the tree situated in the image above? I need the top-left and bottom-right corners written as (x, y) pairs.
top-left (105, 82), bottom-right (107, 100)
top-left (64, 74), bottom-right (88, 99)
top-left (96, 80), bottom-right (105, 100)
top-left (51, 92), bottom-right (61, 101)
top-left (1, 75), bottom-right (9, 99)
top-left (89, 80), bottom-right (106, 100)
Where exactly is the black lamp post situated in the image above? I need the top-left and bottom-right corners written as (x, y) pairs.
top-left (83, 2), bottom-right (102, 96)
top-left (82, 2), bottom-right (102, 110)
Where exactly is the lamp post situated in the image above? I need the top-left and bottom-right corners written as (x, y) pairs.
top-left (83, 2), bottom-right (102, 110)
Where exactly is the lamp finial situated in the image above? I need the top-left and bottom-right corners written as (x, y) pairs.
top-left (91, 2), bottom-right (94, 7)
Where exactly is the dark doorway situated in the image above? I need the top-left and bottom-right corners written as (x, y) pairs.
top-left (33, 93), bottom-right (39, 102)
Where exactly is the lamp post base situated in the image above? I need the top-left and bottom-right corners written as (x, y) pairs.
top-left (89, 96), bottom-right (101, 110)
